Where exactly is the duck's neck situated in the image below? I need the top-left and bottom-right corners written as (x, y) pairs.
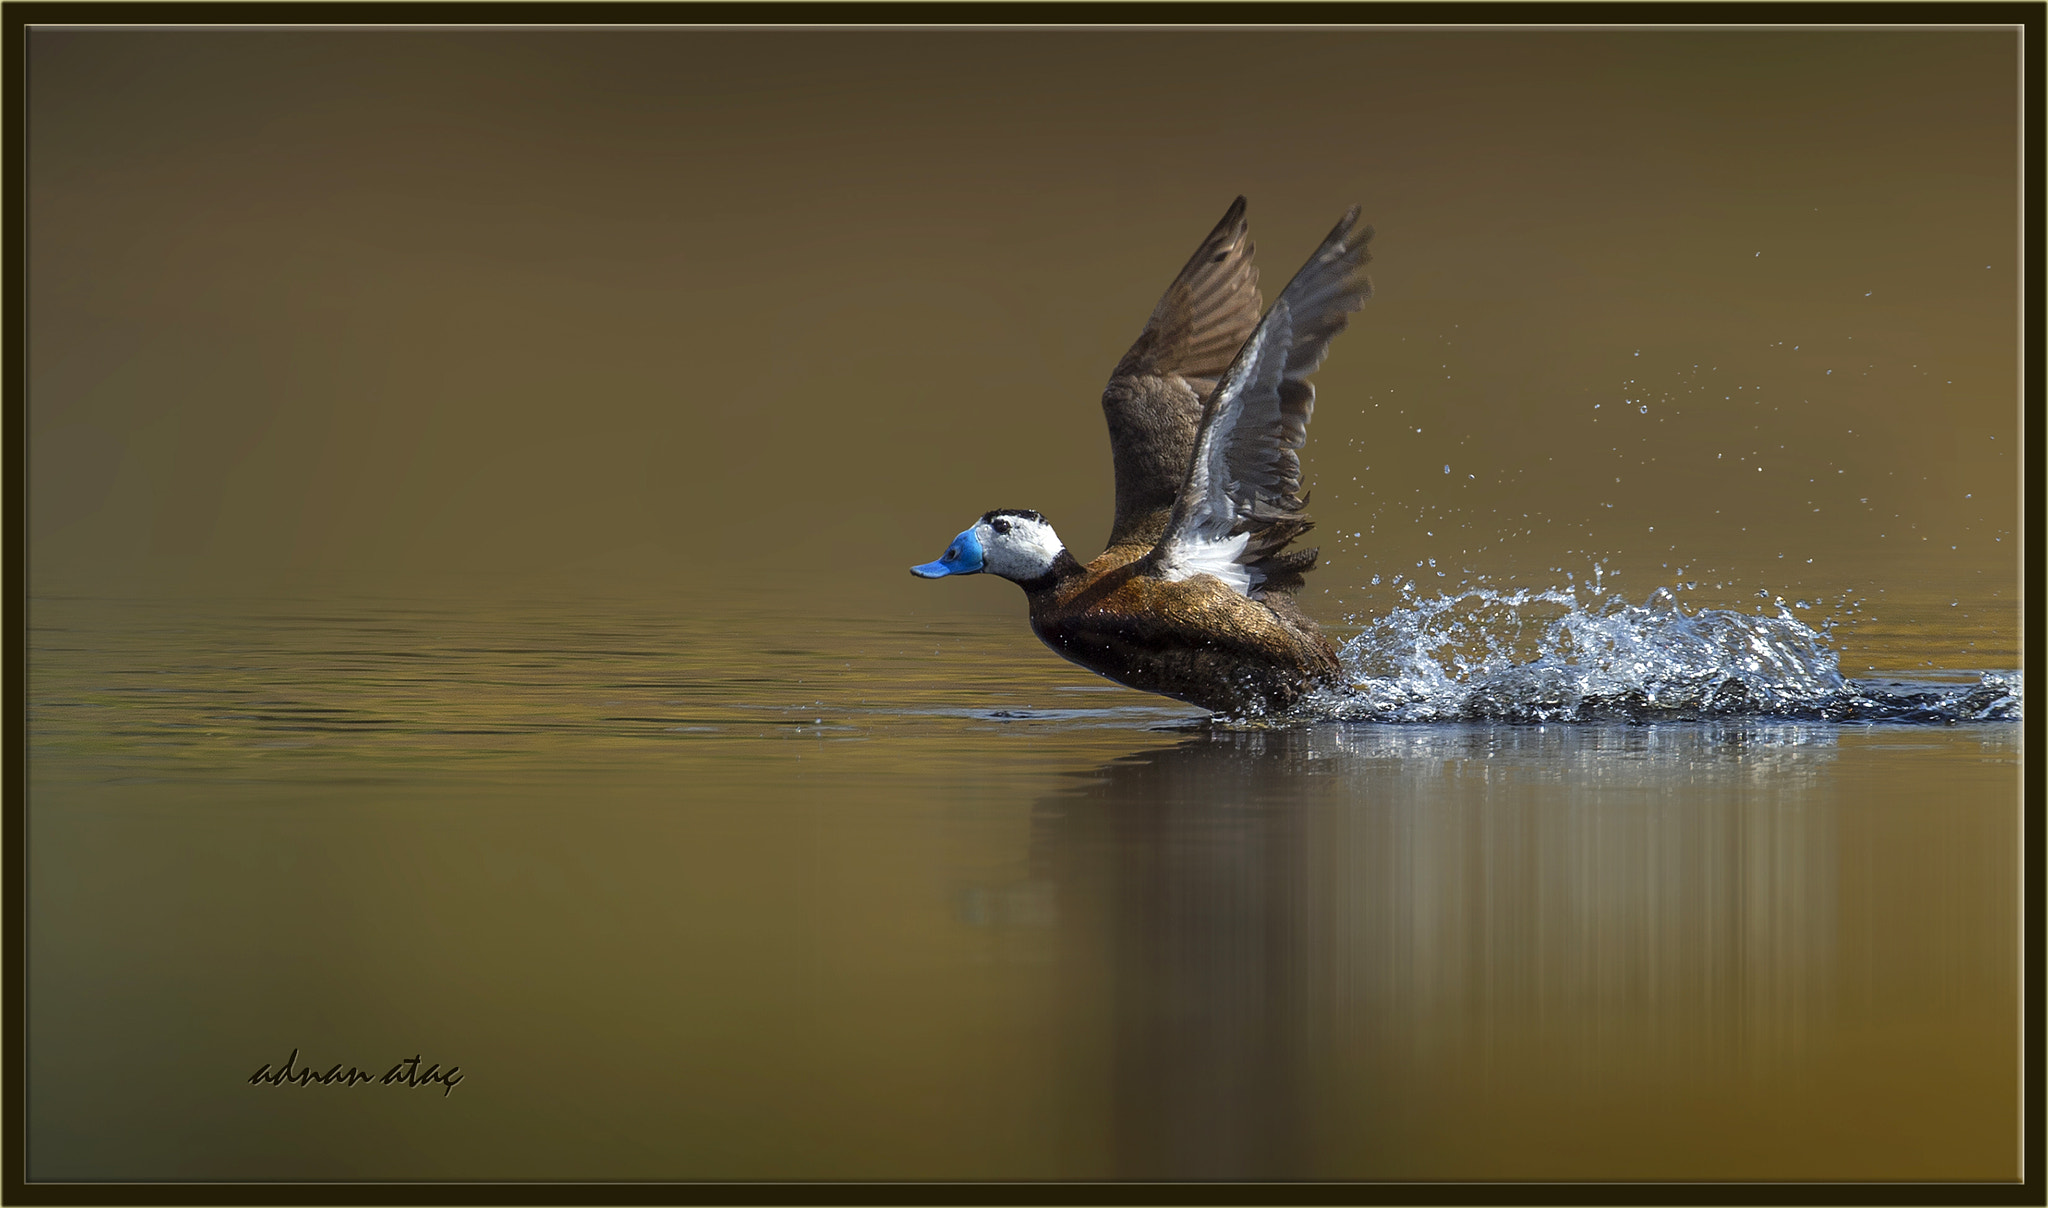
top-left (1012, 548), bottom-right (1085, 595)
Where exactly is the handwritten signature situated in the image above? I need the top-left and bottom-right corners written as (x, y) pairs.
top-left (248, 1049), bottom-right (463, 1097)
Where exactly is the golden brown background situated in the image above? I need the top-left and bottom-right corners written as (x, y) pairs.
top-left (25, 26), bottom-right (2023, 1183)
top-left (31, 29), bottom-right (2018, 665)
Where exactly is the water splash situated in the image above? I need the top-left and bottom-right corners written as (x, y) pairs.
top-left (1302, 585), bottom-right (2020, 724)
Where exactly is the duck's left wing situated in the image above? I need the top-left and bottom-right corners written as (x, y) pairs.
top-left (1100, 198), bottom-right (1264, 552)
top-left (1147, 208), bottom-right (1372, 597)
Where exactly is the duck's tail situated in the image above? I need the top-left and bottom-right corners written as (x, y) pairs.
top-left (1239, 509), bottom-right (1320, 596)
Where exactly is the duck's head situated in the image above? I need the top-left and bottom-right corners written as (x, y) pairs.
top-left (911, 509), bottom-right (1067, 584)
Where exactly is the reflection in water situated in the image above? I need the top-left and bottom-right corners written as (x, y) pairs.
top-left (1037, 724), bottom-right (1852, 1178)
top-left (1044, 730), bottom-right (1318, 1178)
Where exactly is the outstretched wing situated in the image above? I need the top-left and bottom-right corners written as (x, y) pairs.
top-left (1148, 207), bottom-right (1373, 597)
top-left (1099, 197), bottom-right (1264, 553)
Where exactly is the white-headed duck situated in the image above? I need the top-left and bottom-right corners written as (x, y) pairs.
top-left (912, 199), bottom-right (1372, 715)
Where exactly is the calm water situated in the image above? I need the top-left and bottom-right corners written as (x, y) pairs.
top-left (28, 590), bottom-right (2019, 1181)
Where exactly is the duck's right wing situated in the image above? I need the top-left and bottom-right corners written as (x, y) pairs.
top-left (1099, 197), bottom-right (1264, 552)
top-left (1147, 207), bottom-right (1372, 597)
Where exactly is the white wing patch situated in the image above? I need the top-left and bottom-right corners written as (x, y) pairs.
top-left (1156, 530), bottom-right (1254, 595)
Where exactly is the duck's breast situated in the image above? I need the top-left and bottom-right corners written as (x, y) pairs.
top-left (1026, 561), bottom-right (1338, 711)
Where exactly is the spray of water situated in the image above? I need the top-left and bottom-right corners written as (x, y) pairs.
top-left (1299, 580), bottom-right (2020, 725)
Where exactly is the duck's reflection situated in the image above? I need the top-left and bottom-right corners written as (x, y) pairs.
top-left (1036, 727), bottom-right (1322, 1178)
top-left (1027, 722), bottom-right (1848, 1179)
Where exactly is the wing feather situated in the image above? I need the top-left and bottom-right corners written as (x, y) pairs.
top-left (1099, 198), bottom-right (1264, 551)
top-left (1148, 208), bottom-right (1373, 597)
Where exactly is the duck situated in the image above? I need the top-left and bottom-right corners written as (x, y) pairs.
top-left (911, 198), bottom-right (1373, 715)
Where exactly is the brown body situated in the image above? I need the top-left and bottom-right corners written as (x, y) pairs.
top-left (1022, 546), bottom-right (1343, 715)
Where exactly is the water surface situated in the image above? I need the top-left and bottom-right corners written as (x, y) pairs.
top-left (28, 593), bottom-right (2019, 1181)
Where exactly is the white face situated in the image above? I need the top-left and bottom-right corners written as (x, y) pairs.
top-left (975, 512), bottom-right (1065, 582)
